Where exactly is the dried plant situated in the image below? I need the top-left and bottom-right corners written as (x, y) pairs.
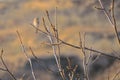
top-left (30, 12), bottom-right (120, 61)
top-left (0, 0), bottom-right (120, 80)
top-left (0, 49), bottom-right (17, 80)
top-left (96, 0), bottom-right (120, 46)
top-left (16, 31), bottom-right (37, 80)
top-left (66, 57), bottom-right (78, 80)
top-left (29, 1), bottom-right (120, 78)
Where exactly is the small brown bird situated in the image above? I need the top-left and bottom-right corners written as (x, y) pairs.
top-left (33, 17), bottom-right (39, 33)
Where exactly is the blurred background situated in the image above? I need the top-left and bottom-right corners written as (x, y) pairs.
top-left (0, 0), bottom-right (120, 80)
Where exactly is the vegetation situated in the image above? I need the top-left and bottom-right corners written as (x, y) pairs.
top-left (0, 0), bottom-right (120, 80)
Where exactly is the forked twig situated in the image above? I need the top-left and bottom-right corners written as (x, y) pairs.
top-left (0, 49), bottom-right (17, 80)
top-left (66, 57), bottom-right (78, 80)
top-left (30, 23), bottom-right (120, 60)
top-left (44, 9), bottom-right (66, 80)
top-left (79, 33), bottom-right (89, 80)
top-left (16, 30), bottom-right (37, 80)
top-left (97, 0), bottom-right (120, 46)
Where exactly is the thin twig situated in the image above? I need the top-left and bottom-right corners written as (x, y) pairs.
top-left (54, 7), bottom-right (61, 73)
top-left (16, 30), bottom-right (37, 80)
top-left (0, 49), bottom-right (17, 80)
top-left (29, 47), bottom-right (39, 61)
top-left (45, 9), bottom-right (66, 79)
top-left (91, 54), bottom-right (101, 65)
top-left (67, 57), bottom-right (78, 80)
top-left (30, 23), bottom-right (120, 60)
top-left (42, 14), bottom-right (65, 79)
top-left (111, 0), bottom-right (120, 46)
top-left (112, 70), bottom-right (120, 80)
top-left (79, 33), bottom-right (89, 80)
top-left (0, 68), bottom-right (6, 71)
top-left (98, 0), bottom-right (120, 46)
top-left (46, 10), bottom-right (56, 32)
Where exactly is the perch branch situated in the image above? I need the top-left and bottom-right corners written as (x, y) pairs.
top-left (30, 24), bottom-right (120, 60)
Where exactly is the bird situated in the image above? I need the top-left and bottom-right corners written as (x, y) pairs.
top-left (33, 17), bottom-right (39, 33)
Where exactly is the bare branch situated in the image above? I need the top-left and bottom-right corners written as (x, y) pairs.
top-left (0, 68), bottom-right (7, 72)
top-left (66, 57), bottom-right (78, 80)
top-left (30, 22), bottom-right (120, 60)
top-left (98, 0), bottom-right (120, 46)
top-left (44, 10), bottom-right (66, 80)
top-left (46, 10), bottom-right (55, 32)
top-left (29, 47), bottom-right (39, 61)
top-left (79, 33), bottom-right (89, 80)
top-left (0, 49), bottom-right (17, 80)
top-left (42, 17), bottom-right (50, 33)
top-left (16, 30), bottom-right (37, 80)
top-left (98, 0), bottom-right (114, 25)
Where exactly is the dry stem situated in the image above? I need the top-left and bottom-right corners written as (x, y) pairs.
top-left (0, 49), bottom-right (17, 80)
top-left (16, 30), bottom-right (37, 80)
top-left (97, 0), bottom-right (120, 47)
